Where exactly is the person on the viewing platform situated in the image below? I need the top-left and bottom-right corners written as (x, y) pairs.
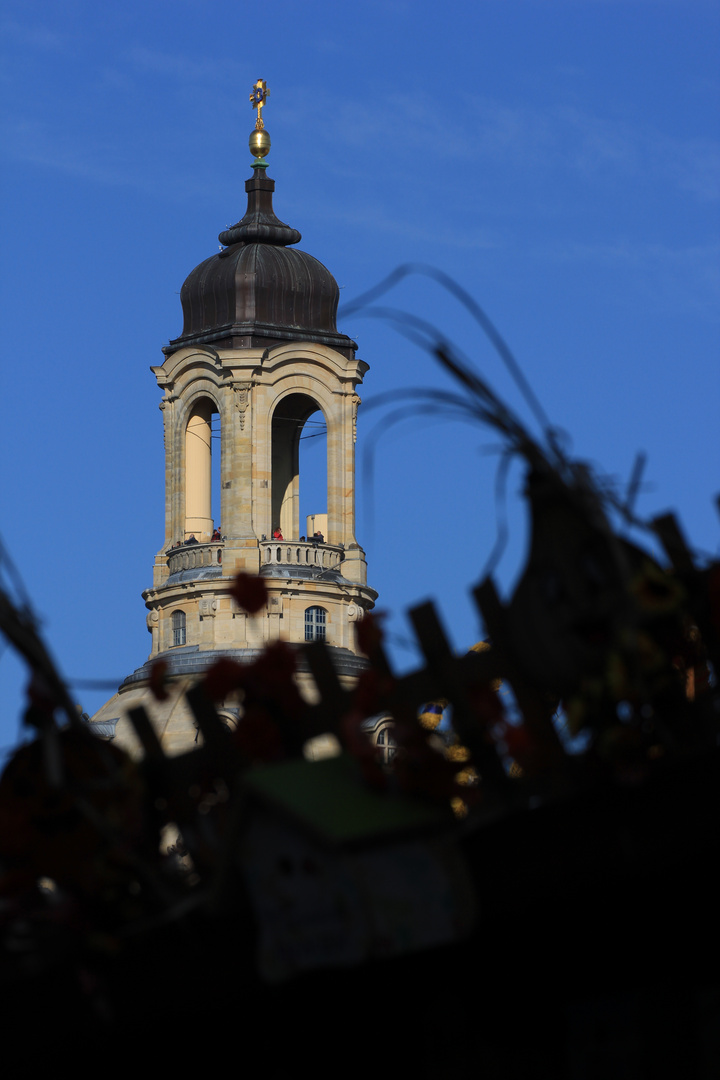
top-left (273, 526), bottom-right (283, 540)
top-left (211, 528), bottom-right (221, 541)
top-left (186, 534), bottom-right (199, 545)
top-left (312, 530), bottom-right (324, 543)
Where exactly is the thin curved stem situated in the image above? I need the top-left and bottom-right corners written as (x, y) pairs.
top-left (341, 262), bottom-right (554, 438)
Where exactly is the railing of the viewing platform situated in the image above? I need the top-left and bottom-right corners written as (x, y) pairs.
top-left (165, 539), bottom-right (344, 577)
top-left (166, 541), bottom-right (224, 575)
top-left (259, 538), bottom-right (343, 573)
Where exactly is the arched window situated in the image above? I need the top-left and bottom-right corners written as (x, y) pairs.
top-left (304, 606), bottom-right (327, 642)
top-left (172, 610), bottom-right (186, 647)
top-left (376, 724), bottom-right (397, 764)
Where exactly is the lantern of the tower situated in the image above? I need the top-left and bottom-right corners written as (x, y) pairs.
top-left (91, 87), bottom-right (376, 754)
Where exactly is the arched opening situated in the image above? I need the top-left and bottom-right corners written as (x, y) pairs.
top-left (271, 394), bottom-right (327, 541)
top-left (185, 398), bottom-right (220, 541)
top-left (211, 410), bottom-right (221, 534)
top-left (171, 609), bottom-right (186, 647)
top-left (299, 406), bottom-right (327, 542)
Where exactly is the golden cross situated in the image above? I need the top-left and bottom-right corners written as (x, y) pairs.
top-left (250, 79), bottom-right (269, 128)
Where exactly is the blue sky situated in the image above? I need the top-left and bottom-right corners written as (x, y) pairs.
top-left (1, 0), bottom-right (718, 753)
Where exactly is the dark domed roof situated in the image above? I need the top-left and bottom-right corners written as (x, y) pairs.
top-left (165, 169), bottom-right (357, 358)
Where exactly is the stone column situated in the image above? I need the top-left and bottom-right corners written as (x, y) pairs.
top-left (185, 401), bottom-right (213, 540)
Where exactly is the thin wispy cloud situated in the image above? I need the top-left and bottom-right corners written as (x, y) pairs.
top-left (465, 97), bottom-right (719, 203)
top-left (543, 238), bottom-right (720, 318)
top-left (123, 45), bottom-right (218, 83)
top-left (311, 38), bottom-right (341, 54)
top-left (663, 137), bottom-right (720, 202)
top-left (1, 18), bottom-right (69, 54)
top-left (303, 201), bottom-right (501, 252)
top-left (317, 90), bottom-right (720, 205)
top-left (0, 114), bottom-right (225, 203)
top-left (5, 21), bottom-right (713, 215)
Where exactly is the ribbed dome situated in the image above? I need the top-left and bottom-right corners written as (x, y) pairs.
top-left (165, 168), bottom-right (357, 357)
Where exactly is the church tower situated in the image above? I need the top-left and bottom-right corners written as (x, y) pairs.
top-left (92, 83), bottom-right (376, 754)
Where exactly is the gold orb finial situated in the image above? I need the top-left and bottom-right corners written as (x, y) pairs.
top-left (249, 79), bottom-right (270, 164)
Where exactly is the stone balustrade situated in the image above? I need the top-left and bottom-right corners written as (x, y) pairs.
top-left (167, 541), bottom-right (224, 576)
top-left (259, 539), bottom-right (344, 574)
top-left (165, 539), bottom-right (344, 579)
